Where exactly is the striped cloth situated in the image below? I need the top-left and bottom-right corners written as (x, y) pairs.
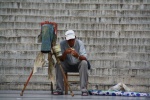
top-left (88, 90), bottom-right (149, 97)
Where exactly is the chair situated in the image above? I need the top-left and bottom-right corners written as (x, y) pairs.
top-left (64, 72), bottom-right (80, 95)
top-left (64, 61), bottom-right (91, 95)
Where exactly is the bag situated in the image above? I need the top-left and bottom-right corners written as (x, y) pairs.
top-left (108, 82), bottom-right (131, 92)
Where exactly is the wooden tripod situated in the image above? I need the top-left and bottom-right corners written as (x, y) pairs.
top-left (20, 49), bottom-right (74, 96)
top-left (20, 53), bottom-right (54, 96)
top-left (20, 21), bottom-right (74, 96)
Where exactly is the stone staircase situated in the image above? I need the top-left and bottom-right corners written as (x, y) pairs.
top-left (0, 0), bottom-right (150, 92)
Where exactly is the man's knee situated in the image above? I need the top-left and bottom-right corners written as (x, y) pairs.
top-left (81, 60), bottom-right (87, 64)
top-left (80, 60), bottom-right (88, 68)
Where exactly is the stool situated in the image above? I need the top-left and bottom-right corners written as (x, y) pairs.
top-left (64, 72), bottom-right (79, 95)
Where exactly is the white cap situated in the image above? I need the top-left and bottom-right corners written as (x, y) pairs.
top-left (65, 30), bottom-right (75, 40)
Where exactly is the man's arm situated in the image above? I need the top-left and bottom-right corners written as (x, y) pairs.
top-left (70, 50), bottom-right (87, 60)
top-left (59, 48), bottom-right (72, 61)
top-left (78, 55), bottom-right (87, 60)
top-left (59, 48), bottom-right (87, 61)
top-left (78, 40), bottom-right (87, 60)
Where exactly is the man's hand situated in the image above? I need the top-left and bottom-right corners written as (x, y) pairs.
top-left (65, 48), bottom-right (73, 54)
top-left (70, 49), bottom-right (79, 58)
top-left (60, 48), bottom-right (78, 61)
top-left (65, 48), bottom-right (79, 58)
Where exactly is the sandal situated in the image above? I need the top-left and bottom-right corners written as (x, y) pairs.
top-left (53, 91), bottom-right (63, 95)
top-left (82, 91), bottom-right (88, 96)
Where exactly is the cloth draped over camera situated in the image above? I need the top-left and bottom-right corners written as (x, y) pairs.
top-left (34, 22), bottom-right (57, 84)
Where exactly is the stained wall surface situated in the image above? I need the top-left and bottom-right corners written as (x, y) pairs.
top-left (0, 0), bottom-right (150, 92)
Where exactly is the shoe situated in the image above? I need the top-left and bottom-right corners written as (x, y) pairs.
top-left (52, 91), bottom-right (63, 95)
top-left (82, 91), bottom-right (88, 96)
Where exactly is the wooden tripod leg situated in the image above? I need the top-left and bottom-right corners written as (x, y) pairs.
top-left (57, 59), bottom-right (74, 97)
top-left (48, 52), bottom-right (54, 94)
top-left (52, 45), bottom-right (74, 96)
top-left (51, 81), bottom-right (53, 94)
top-left (20, 70), bottom-right (33, 96)
top-left (64, 73), bottom-right (68, 95)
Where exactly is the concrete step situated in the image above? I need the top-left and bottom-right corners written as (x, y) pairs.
top-left (0, 58), bottom-right (52, 68)
top-left (0, 82), bottom-right (52, 90)
top-left (0, 81), bottom-right (150, 92)
top-left (80, 38), bottom-right (150, 45)
top-left (0, 0), bottom-right (149, 3)
top-left (1, 35), bottom-right (150, 45)
top-left (0, 58), bottom-right (35, 67)
top-left (1, 45), bottom-right (149, 61)
top-left (88, 76), bottom-right (150, 86)
top-left (88, 52), bottom-right (150, 61)
top-left (0, 74), bottom-right (52, 83)
top-left (77, 31), bottom-right (150, 38)
top-left (0, 28), bottom-right (149, 33)
top-left (2, 67), bottom-right (150, 84)
top-left (1, 74), bottom-right (150, 92)
top-left (1, 29), bottom-right (150, 39)
top-left (0, 2), bottom-right (147, 10)
top-left (0, 66), bottom-right (49, 75)
top-left (0, 58), bottom-right (149, 69)
top-left (90, 59), bottom-right (149, 68)
top-left (1, 21), bottom-right (150, 30)
top-left (1, 15), bottom-right (150, 24)
top-left (90, 68), bottom-right (150, 77)
top-left (0, 22), bottom-right (40, 29)
top-left (0, 8), bottom-right (150, 18)
top-left (60, 23), bottom-right (150, 31)
top-left (0, 43), bottom-right (41, 50)
top-left (0, 50), bottom-right (149, 60)
top-left (62, 31), bottom-right (150, 38)
top-left (0, 43), bottom-right (149, 53)
top-left (0, 36), bottom-right (37, 43)
top-left (0, 29), bottom-right (40, 37)
top-left (0, 50), bottom-right (40, 59)
top-left (85, 44), bottom-right (150, 53)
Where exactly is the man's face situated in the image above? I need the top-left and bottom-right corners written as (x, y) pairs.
top-left (67, 39), bottom-right (75, 47)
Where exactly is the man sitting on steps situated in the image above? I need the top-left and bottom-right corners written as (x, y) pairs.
top-left (53, 30), bottom-right (89, 96)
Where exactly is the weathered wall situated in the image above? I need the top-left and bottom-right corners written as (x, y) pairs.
top-left (0, 0), bottom-right (150, 92)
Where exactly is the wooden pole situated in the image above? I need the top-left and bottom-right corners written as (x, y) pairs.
top-left (20, 69), bottom-right (33, 96)
top-left (52, 48), bottom-right (74, 97)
